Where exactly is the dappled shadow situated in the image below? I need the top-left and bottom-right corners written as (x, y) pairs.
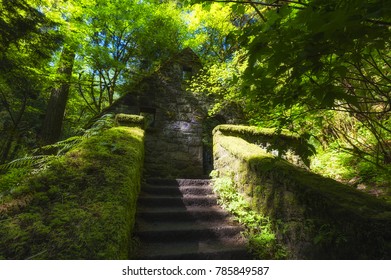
top-left (134, 178), bottom-right (247, 259)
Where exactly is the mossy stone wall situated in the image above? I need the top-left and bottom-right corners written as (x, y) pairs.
top-left (214, 124), bottom-right (314, 168)
top-left (115, 113), bottom-right (145, 129)
top-left (0, 126), bottom-right (144, 259)
top-left (213, 125), bottom-right (391, 259)
top-left (103, 48), bottom-right (206, 178)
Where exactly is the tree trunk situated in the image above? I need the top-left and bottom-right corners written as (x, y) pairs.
top-left (1, 134), bottom-right (14, 164)
top-left (40, 44), bottom-right (76, 145)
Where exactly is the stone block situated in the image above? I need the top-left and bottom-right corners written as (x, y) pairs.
top-left (189, 146), bottom-right (202, 158)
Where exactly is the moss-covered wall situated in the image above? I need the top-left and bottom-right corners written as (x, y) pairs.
top-left (214, 124), bottom-right (315, 168)
top-left (115, 113), bottom-right (145, 129)
top-left (213, 125), bottom-right (391, 259)
top-left (0, 126), bottom-right (144, 259)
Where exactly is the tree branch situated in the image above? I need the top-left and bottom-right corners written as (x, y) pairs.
top-left (249, 2), bottom-right (267, 22)
top-left (203, 0), bottom-right (282, 7)
top-left (365, 18), bottom-right (391, 27)
top-left (202, 0), bottom-right (306, 9)
top-left (77, 73), bottom-right (98, 114)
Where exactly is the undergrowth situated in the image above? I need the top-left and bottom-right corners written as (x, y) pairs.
top-left (0, 114), bottom-right (117, 205)
top-left (0, 113), bottom-right (115, 172)
top-left (311, 146), bottom-right (391, 202)
top-left (211, 172), bottom-right (288, 259)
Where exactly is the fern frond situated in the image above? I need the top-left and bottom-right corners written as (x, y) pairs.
top-left (33, 136), bottom-right (85, 155)
top-left (0, 155), bottom-right (55, 170)
top-left (1, 114), bottom-right (115, 172)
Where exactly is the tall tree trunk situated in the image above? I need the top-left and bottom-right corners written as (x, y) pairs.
top-left (1, 134), bottom-right (14, 164)
top-left (40, 44), bottom-right (76, 145)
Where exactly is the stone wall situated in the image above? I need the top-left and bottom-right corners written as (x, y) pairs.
top-left (105, 48), bottom-right (206, 178)
top-left (214, 124), bottom-right (315, 168)
top-left (213, 125), bottom-right (391, 259)
top-left (0, 125), bottom-right (145, 259)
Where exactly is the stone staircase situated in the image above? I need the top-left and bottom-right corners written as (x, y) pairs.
top-left (134, 179), bottom-right (250, 259)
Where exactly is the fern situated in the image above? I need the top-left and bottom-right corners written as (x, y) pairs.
top-left (34, 136), bottom-right (85, 156)
top-left (0, 155), bottom-right (56, 170)
top-left (84, 113), bottom-right (115, 137)
top-left (0, 114), bottom-right (116, 171)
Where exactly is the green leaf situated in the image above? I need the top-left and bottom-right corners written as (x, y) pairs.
top-left (334, 66), bottom-right (348, 78)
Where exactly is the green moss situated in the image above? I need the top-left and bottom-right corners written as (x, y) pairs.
top-left (217, 133), bottom-right (391, 218)
top-left (214, 124), bottom-right (299, 139)
top-left (212, 176), bottom-right (288, 259)
top-left (115, 114), bottom-right (145, 128)
top-left (215, 135), bottom-right (273, 162)
top-left (214, 124), bottom-right (315, 166)
top-left (0, 167), bottom-right (30, 195)
top-left (0, 126), bottom-right (144, 259)
top-left (214, 132), bottom-right (391, 259)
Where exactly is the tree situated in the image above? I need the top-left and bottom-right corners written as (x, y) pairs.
top-left (40, 43), bottom-right (76, 144)
top-left (190, 0), bottom-right (391, 169)
top-left (183, 2), bottom-right (249, 63)
top-left (0, 0), bottom-right (61, 161)
top-left (38, 0), bottom-right (96, 144)
top-left (1, 0), bottom-right (197, 147)
top-left (74, 0), bottom-right (188, 118)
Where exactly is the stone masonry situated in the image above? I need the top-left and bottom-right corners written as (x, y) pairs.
top-left (104, 48), bottom-right (206, 178)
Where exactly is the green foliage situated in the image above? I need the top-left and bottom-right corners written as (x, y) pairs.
top-left (211, 173), bottom-right (287, 259)
top-left (83, 113), bottom-right (116, 137)
top-left (72, 0), bottom-right (189, 117)
top-left (0, 155), bottom-right (55, 171)
top-left (0, 114), bottom-right (115, 173)
top-left (312, 145), bottom-right (391, 201)
top-left (189, 49), bottom-right (247, 118)
top-left (311, 149), bottom-right (355, 181)
top-left (0, 126), bottom-right (144, 259)
top-left (0, 167), bottom-right (30, 196)
top-left (0, 0), bottom-right (62, 163)
top-left (3, 0), bottom-right (206, 164)
top-left (188, 0), bottom-right (390, 190)
top-left (183, 2), bottom-right (250, 63)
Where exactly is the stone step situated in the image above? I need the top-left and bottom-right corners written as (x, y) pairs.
top-left (137, 206), bottom-right (231, 222)
top-left (137, 195), bottom-right (218, 207)
top-left (136, 221), bottom-right (244, 242)
top-left (134, 178), bottom-right (249, 259)
top-left (136, 241), bottom-right (249, 260)
top-left (146, 178), bottom-right (211, 187)
top-left (141, 185), bottom-right (214, 196)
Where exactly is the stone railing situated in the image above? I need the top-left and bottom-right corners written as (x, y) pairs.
top-left (214, 124), bottom-right (315, 168)
top-left (213, 125), bottom-right (391, 259)
top-left (115, 113), bottom-right (145, 129)
top-left (0, 117), bottom-right (145, 259)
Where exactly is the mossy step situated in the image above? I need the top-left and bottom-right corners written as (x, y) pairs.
top-left (137, 206), bottom-right (231, 222)
top-left (135, 221), bottom-right (244, 242)
top-left (136, 241), bottom-right (249, 260)
top-left (141, 185), bottom-right (214, 196)
top-left (137, 195), bottom-right (218, 207)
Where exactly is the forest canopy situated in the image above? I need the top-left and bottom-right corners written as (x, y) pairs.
top-left (0, 0), bottom-right (390, 193)
top-left (189, 0), bottom-right (391, 192)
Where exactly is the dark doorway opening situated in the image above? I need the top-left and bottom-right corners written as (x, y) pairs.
top-left (202, 115), bottom-right (226, 176)
top-left (140, 107), bottom-right (156, 128)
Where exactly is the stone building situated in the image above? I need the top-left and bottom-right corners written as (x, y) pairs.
top-left (105, 48), bottom-right (208, 178)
